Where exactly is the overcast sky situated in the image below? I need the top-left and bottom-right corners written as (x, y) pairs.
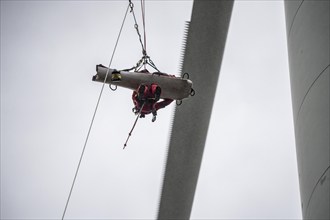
top-left (1, 1), bottom-right (302, 219)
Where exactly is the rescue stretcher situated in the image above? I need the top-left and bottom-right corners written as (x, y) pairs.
top-left (92, 64), bottom-right (194, 100)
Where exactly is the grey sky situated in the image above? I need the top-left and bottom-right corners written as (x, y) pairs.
top-left (192, 1), bottom-right (301, 219)
top-left (1, 1), bottom-right (302, 219)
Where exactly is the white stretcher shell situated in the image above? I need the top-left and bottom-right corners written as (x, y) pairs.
top-left (92, 64), bottom-right (193, 100)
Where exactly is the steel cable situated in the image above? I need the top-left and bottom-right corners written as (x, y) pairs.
top-left (61, 3), bottom-right (130, 220)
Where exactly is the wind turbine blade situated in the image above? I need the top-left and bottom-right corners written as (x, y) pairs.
top-left (158, 1), bottom-right (234, 219)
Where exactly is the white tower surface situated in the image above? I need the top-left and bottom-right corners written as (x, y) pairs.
top-left (284, 1), bottom-right (330, 219)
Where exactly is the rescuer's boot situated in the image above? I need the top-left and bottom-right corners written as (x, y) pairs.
top-left (152, 110), bottom-right (157, 122)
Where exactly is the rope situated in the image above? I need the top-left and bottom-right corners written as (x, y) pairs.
top-left (129, 0), bottom-right (161, 72)
top-left (130, 0), bottom-right (146, 56)
top-left (141, 0), bottom-right (147, 69)
top-left (123, 102), bottom-right (146, 149)
top-left (61, 4), bottom-right (130, 220)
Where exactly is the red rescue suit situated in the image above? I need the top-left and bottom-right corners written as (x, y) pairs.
top-left (132, 83), bottom-right (173, 118)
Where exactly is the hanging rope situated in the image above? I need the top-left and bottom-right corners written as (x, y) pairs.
top-left (61, 4), bottom-right (130, 220)
top-left (141, 0), bottom-right (147, 69)
top-left (129, 0), bottom-right (146, 56)
top-left (123, 102), bottom-right (145, 149)
top-left (129, 0), bottom-right (161, 72)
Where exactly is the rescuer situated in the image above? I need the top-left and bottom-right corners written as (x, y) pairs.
top-left (132, 83), bottom-right (173, 122)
